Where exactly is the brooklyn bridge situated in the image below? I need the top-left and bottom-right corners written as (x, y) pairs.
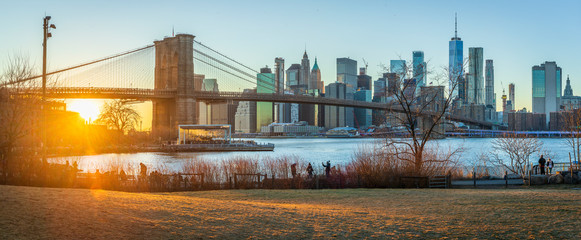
top-left (2, 33), bottom-right (502, 139)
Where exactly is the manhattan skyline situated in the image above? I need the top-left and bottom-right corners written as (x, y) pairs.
top-left (1, 0), bottom-right (580, 113)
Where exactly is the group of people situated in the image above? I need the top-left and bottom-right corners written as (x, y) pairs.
top-left (538, 155), bottom-right (555, 175)
top-left (289, 161), bottom-right (333, 179)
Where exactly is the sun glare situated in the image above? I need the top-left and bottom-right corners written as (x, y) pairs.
top-left (67, 99), bottom-right (102, 123)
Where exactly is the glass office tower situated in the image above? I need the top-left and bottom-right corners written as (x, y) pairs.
top-left (449, 14), bottom-right (464, 100)
top-left (413, 51), bottom-right (426, 91)
top-left (532, 61), bottom-right (562, 124)
top-left (257, 67), bottom-right (275, 131)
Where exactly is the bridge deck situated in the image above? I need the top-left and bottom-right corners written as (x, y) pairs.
top-left (10, 87), bottom-right (502, 129)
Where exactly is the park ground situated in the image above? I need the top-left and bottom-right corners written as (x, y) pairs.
top-left (0, 185), bottom-right (580, 239)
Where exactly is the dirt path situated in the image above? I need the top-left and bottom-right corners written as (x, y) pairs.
top-left (0, 185), bottom-right (580, 239)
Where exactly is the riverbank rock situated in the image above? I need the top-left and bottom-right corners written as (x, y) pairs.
top-left (564, 174), bottom-right (579, 184)
top-left (527, 175), bottom-right (548, 185)
top-left (548, 174), bottom-right (564, 184)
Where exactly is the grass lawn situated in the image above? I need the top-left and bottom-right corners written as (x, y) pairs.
top-left (0, 185), bottom-right (579, 239)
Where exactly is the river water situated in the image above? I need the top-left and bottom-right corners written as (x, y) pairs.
top-left (52, 137), bottom-right (573, 173)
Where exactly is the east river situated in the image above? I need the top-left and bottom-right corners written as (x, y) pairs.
top-left (51, 137), bottom-right (574, 173)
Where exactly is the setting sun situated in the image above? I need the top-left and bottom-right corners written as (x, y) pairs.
top-left (67, 99), bottom-right (102, 123)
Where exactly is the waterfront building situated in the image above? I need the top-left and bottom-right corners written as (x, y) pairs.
top-left (532, 61), bottom-right (562, 124)
top-left (449, 14), bottom-right (464, 100)
top-left (234, 89), bottom-right (257, 133)
top-left (259, 122), bottom-right (321, 136)
top-left (561, 75), bottom-right (581, 110)
top-left (337, 58), bottom-right (357, 127)
top-left (509, 83), bottom-right (515, 111)
top-left (357, 68), bottom-right (372, 90)
top-left (413, 51), bottom-right (426, 92)
top-left (325, 82), bottom-right (347, 129)
top-left (257, 67), bottom-right (275, 131)
top-left (507, 112), bottom-right (546, 131)
top-left (485, 59), bottom-right (496, 122)
top-left (467, 47), bottom-right (484, 105)
top-left (354, 89), bottom-right (372, 129)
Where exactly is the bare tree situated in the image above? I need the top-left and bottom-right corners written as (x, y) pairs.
top-left (382, 59), bottom-right (464, 175)
top-left (0, 55), bottom-right (40, 182)
top-left (491, 134), bottom-right (543, 177)
top-left (561, 109), bottom-right (581, 163)
top-left (95, 100), bottom-right (141, 134)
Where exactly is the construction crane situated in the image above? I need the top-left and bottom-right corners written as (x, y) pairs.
top-left (362, 58), bottom-right (368, 74)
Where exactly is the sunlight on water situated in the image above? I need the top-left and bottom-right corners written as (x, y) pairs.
top-left (50, 138), bottom-right (572, 173)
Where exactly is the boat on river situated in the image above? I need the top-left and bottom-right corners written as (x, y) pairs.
top-left (325, 127), bottom-right (361, 138)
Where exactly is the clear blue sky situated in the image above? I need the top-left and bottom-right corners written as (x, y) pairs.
top-left (1, 0), bottom-right (580, 111)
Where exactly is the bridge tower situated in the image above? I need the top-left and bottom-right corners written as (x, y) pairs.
top-left (152, 34), bottom-right (198, 141)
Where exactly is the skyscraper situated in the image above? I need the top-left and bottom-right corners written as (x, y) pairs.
top-left (274, 57), bottom-right (285, 94)
top-left (354, 89), bottom-right (372, 129)
top-left (300, 51), bottom-right (311, 89)
top-left (286, 64), bottom-right (301, 88)
top-left (449, 14), bottom-right (464, 100)
top-left (373, 74), bottom-right (387, 98)
top-left (325, 82), bottom-right (347, 129)
top-left (337, 58), bottom-right (357, 127)
top-left (256, 67), bottom-right (275, 131)
top-left (413, 51), bottom-right (426, 92)
top-left (508, 83), bottom-right (515, 111)
top-left (390, 60), bottom-right (406, 79)
top-left (467, 47), bottom-right (484, 104)
top-left (310, 58), bottom-right (322, 92)
top-left (337, 58), bottom-right (358, 90)
top-left (485, 59), bottom-right (495, 108)
top-left (357, 67), bottom-right (372, 90)
top-left (485, 59), bottom-right (496, 122)
top-left (532, 61), bottom-right (562, 124)
top-left (274, 57), bottom-right (285, 123)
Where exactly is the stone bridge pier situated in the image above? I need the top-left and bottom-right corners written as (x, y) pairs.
top-left (152, 34), bottom-right (198, 141)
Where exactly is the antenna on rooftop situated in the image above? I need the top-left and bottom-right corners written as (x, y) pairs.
top-left (455, 13), bottom-right (458, 38)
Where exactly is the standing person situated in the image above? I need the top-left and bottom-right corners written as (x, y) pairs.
top-left (306, 163), bottom-right (314, 178)
top-left (538, 155), bottom-right (546, 175)
top-left (322, 161), bottom-right (331, 177)
top-left (290, 163), bottom-right (297, 178)
top-left (546, 158), bottom-right (554, 175)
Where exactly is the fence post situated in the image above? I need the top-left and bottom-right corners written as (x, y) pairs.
top-left (528, 163), bottom-right (531, 186)
top-left (570, 152), bottom-right (574, 184)
top-left (315, 175), bottom-right (319, 189)
top-left (272, 174), bottom-right (275, 189)
top-left (473, 167), bottom-right (476, 188)
top-left (504, 171), bottom-right (508, 188)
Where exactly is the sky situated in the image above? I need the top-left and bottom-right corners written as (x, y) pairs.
top-left (1, 0), bottom-right (580, 128)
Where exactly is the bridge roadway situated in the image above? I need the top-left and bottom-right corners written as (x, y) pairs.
top-left (16, 87), bottom-right (501, 129)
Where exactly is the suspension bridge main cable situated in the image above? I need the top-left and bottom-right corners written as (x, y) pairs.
top-left (0, 44), bottom-right (155, 87)
top-left (194, 40), bottom-right (278, 91)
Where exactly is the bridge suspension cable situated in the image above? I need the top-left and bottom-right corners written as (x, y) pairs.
top-left (1, 45), bottom-right (154, 88)
top-left (193, 40), bottom-right (278, 93)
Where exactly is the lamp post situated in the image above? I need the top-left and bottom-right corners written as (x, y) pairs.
top-left (42, 16), bottom-right (55, 163)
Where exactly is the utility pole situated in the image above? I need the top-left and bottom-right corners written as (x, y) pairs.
top-left (42, 16), bottom-right (56, 163)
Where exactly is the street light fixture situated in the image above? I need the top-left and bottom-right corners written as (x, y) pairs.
top-left (42, 16), bottom-right (55, 163)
